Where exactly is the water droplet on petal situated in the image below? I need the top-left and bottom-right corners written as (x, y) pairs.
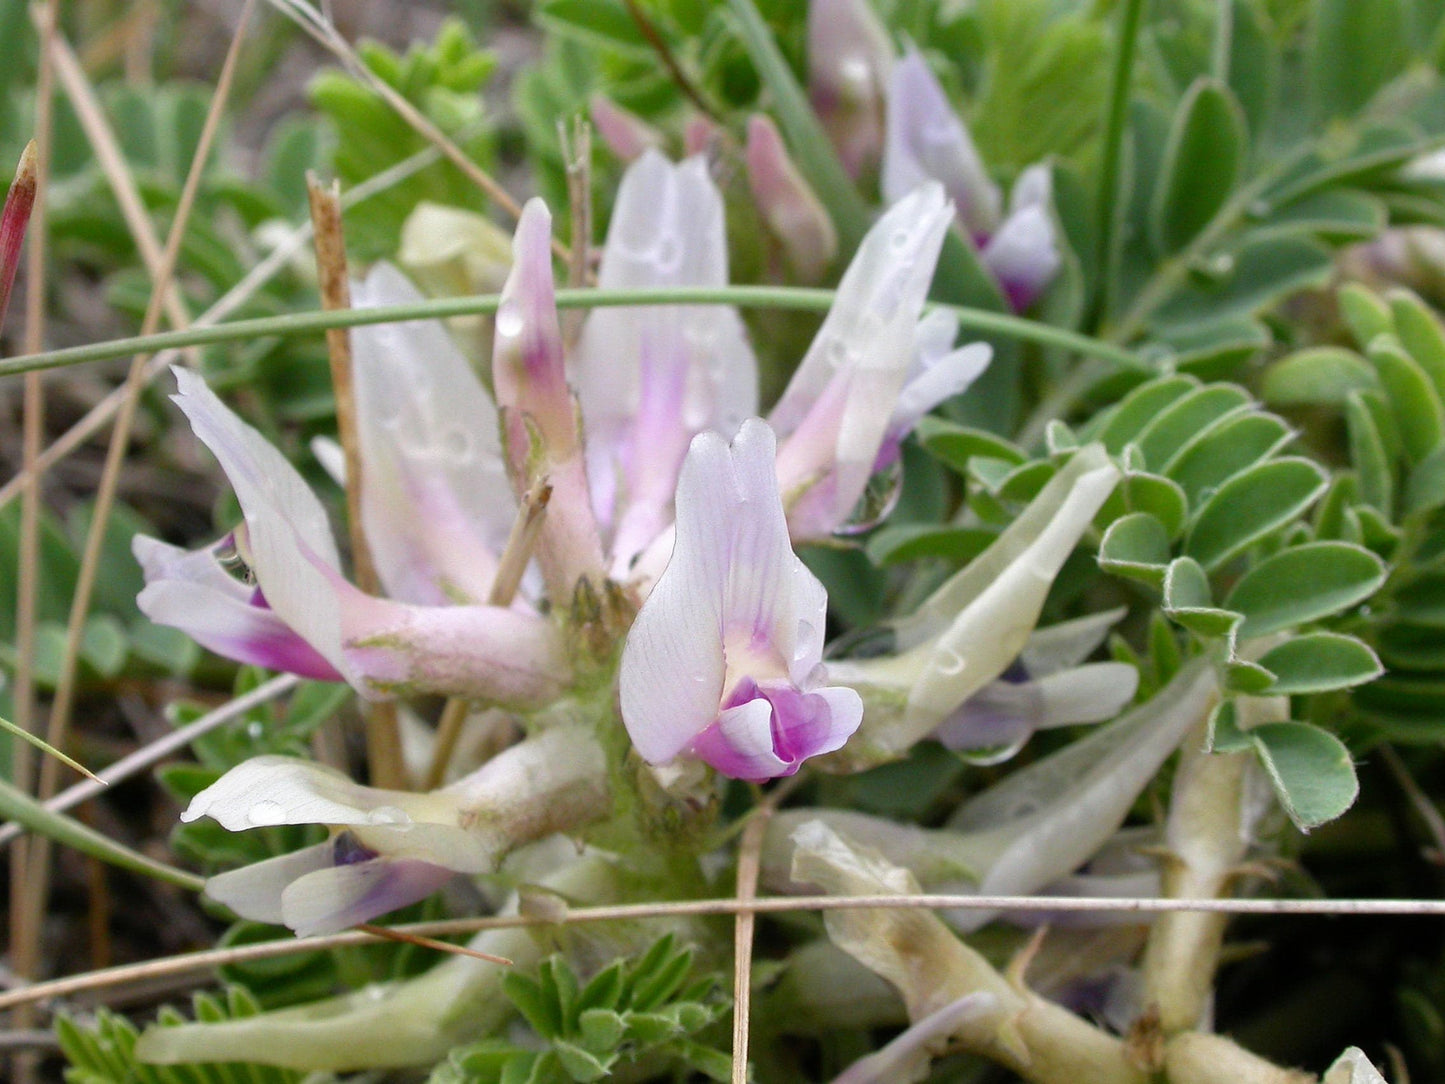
top-left (247, 799), bottom-right (287, 827)
top-left (833, 459), bottom-right (904, 537)
top-left (655, 236), bottom-right (681, 271)
top-left (245, 720), bottom-right (265, 740)
top-left (955, 734), bottom-right (1030, 767)
top-left (495, 301), bottom-right (524, 338)
top-left (936, 648), bottom-right (966, 676)
top-left (366, 805), bottom-right (410, 826)
top-left (439, 428), bottom-right (471, 460)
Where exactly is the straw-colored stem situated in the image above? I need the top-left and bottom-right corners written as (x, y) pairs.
top-left (8, 8), bottom-right (57, 1079)
top-left (424, 482), bottom-right (551, 790)
top-left (305, 172), bottom-right (405, 790)
top-left (731, 810), bottom-right (769, 1084)
top-left (17, 0), bottom-right (254, 989)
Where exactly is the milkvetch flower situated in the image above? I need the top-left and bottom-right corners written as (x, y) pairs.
top-left (883, 50), bottom-right (1061, 311)
top-left (134, 366), bottom-right (565, 705)
top-left (769, 183), bottom-right (991, 541)
top-left (827, 445), bottom-right (1120, 764)
top-left (807, 0), bottom-right (894, 180)
top-left (933, 607), bottom-right (1140, 762)
top-left (619, 419), bottom-right (863, 782)
top-left (745, 113), bottom-right (838, 282)
top-left (571, 149), bottom-right (758, 577)
top-left (187, 725), bottom-right (606, 936)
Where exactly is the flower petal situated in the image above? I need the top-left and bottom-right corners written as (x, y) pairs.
top-left (982, 202), bottom-right (1060, 312)
top-left (182, 755), bottom-right (463, 831)
top-left (882, 51), bottom-right (1001, 238)
top-left (574, 151), bottom-right (758, 573)
top-left (350, 262), bottom-right (514, 605)
top-left (204, 841), bottom-right (333, 925)
top-left (133, 534), bottom-right (342, 681)
top-left (281, 856), bottom-right (456, 936)
top-left (746, 114), bottom-right (838, 282)
top-left (171, 367), bottom-right (353, 680)
top-left (808, 0), bottom-right (893, 179)
top-left (772, 184), bottom-right (953, 539)
top-left (1018, 607), bottom-right (1127, 677)
top-left (589, 93), bottom-right (665, 162)
top-left (833, 992), bottom-right (997, 1084)
top-left (1033, 662), bottom-right (1139, 729)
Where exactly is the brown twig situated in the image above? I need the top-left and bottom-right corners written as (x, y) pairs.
top-left (354, 924), bottom-right (511, 966)
top-left (731, 809), bottom-right (769, 1084)
top-left (424, 482), bottom-right (551, 790)
top-left (305, 172), bottom-right (405, 790)
top-left (18, 5), bottom-right (257, 971)
top-left (621, 0), bottom-right (720, 121)
top-left (6, 891), bottom-right (1445, 1016)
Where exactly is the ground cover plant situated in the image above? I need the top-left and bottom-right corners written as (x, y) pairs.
top-left (5, 0), bottom-right (1445, 1081)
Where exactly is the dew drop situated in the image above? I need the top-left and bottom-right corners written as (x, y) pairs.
top-left (833, 459), bottom-right (904, 537)
top-left (247, 799), bottom-right (287, 827)
top-left (955, 734), bottom-right (1030, 767)
top-left (889, 227), bottom-right (913, 251)
top-left (245, 720), bottom-right (265, 740)
top-left (495, 301), bottom-right (524, 338)
top-left (936, 648), bottom-right (966, 676)
top-left (366, 805), bottom-right (410, 826)
top-left (655, 236), bottom-right (681, 271)
top-left (825, 338), bottom-right (850, 369)
top-left (439, 428), bottom-right (472, 460)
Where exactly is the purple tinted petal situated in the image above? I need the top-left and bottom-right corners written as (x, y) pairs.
top-left (693, 680), bottom-right (862, 782)
top-left (982, 203), bottom-right (1060, 312)
top-left (807, 0), bottom-right (893, 179)
top-left (134, 534), bottom-right (343, 682)
top-left (746, 114), bottom-right (838, 282)
top-left (280, 856), bottom-right (456, 937)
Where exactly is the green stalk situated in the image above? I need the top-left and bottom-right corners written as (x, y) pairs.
top-left (0, 285), bottom-right (1141, 378)
top-left (0, 778), bottom-right (205, 891)
top-left (1089, 0), bottom-right (1149, 331)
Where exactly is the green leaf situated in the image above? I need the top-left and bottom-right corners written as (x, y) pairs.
top-left (537, 0), bottom-right (653, 53)
top-left (504, 971), bottom-right (563, 1039)
top-left (1225, 541), bottom-right (1388, 638)
top-left (1226, 658), bottom-right (1277, 694)
top-left (1184, 457), bottom-right (1328, 569)
top-left (1122, 471), bottom-right (1189, 538)
top-left (1251, 721), bottom-right (1359, 829)
top-left (1152, 79), bottom-right (1247, 253)
top-left (1256, 633), bottom-right (1384, 694)
top-left (1387, 289), bottom-right (1445, 399)
top-left (1093, 375), bottom-right (1198, 453)
top-left (1135, 383), bottom-right (1252, 470)
top-left (554, 1039), bottom-right (614, 1081)
top-left (1368, 335), bottom-right (1445, 461)
top-left (1339, 283), bottom-right (1394, 345)
top-left (1345, 390), bottom-right (1396, 514)
top-left (915, 417), bottom-right (1027, 472)
top-left (865, 524), bottom-right (997, 567)
top-left (1099, 512), bottom-right (1172, 586)
top-left (1310, 0), bottom-right (1409, 120)
top-left (1152, 236), bottom-right (1334, 333)
top-left (1225, 0), bottom-right (1276, 140)
top-left (1163, 556), bottom-right (1241, 636)
top-left (1165, 411), bottom-right (1294, 506)
top-left (1261, 347), bottom-right (1378, 406)
top-left (1162, 316), bottom-right (1272, 379)
top-left (1405, 444), bottom-right (1445, 515)
top-left (1252, 188), bottom-right (1385, 244)
top-left (1206, 699), bottom-right (1253, 753)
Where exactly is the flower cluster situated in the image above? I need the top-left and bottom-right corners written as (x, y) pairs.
top-left (138, 147), bottom-right (1114, 935)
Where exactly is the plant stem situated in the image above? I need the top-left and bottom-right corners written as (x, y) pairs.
top-left (1090, 0), bottom-right (1149, 331)
top-left (0, 285), bottom-right (1142, 377)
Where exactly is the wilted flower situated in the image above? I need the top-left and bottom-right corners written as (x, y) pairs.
top-left (187, 725), bottom-right (606, 936)
top-left (883, 50), bottom-right (1060, 310)
top-left (745, 113), bottom-right (838, 281)
top-left (620, 419), bottom-right (863, 782)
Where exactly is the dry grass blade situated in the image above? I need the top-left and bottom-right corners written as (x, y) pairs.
top-left (17, 0), bottom-right (256, 1008)
top-left (9, 8), bottom-right (59, 1078)
top-left (353, 924), bottom-right (512, 966)
top-left (731, 810), bottom-right (769, 1084)
top-left (0, 141), bottom-right (447, 513)
top-left (5, 891), bottom-right (1445, 1017)
top-left (306, 171), bottom-right (405, 789)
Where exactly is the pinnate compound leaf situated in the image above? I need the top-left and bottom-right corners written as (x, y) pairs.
top-left (1256, 633), bottom-right (1384, 694)
top-left (1135, 384), bottom-right (1252, 470)
top-left (915, 417), bottom-right (1027, 472)
top-left (1309, 0), bottom-right (1409, 120)
top-left (1225, 541), bottom-right (1388, 639)
top-left (1152, 79), bottom-right (1247, 253)
top-left (1184, 458), bottom-right (1328, 570)
top-left (1166, 412), bottom-right (1294, 506)
top-left (1387, 289), bottom-right (1445, 397)
top-left (1163, 556), bottom-right (1241, 637)
top-left (1339, 284), bottom-right (1394, 345)
top-left (1345, 390), bottom-right (1396, 514)
top-left (1093, 376), bottom-right (1197, 453)
top-left (1251, 721), bottom-right (1359, 830)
